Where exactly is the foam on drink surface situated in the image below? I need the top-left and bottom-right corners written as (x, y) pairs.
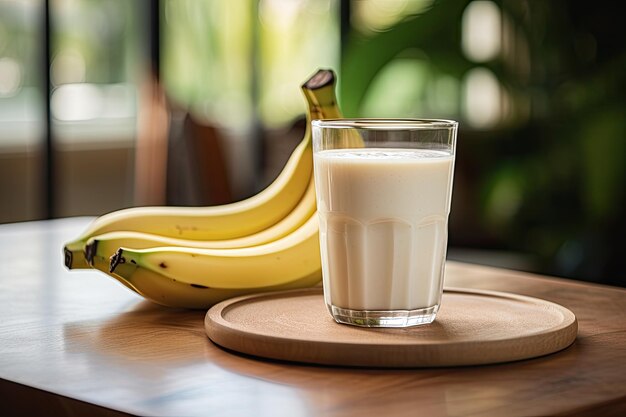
top-left (321, 149), bottom-right (450, 160)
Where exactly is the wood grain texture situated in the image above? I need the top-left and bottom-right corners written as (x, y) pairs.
top-left (0, 218), bottom-right (625, 417)
top-left (205, 288), bottom-right (578, 367)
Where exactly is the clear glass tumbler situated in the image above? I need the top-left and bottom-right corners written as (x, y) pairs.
top-left (312, 119), bottom-right (458, 327)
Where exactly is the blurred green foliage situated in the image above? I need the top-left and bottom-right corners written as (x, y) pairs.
top-left (161, 0), bottom-right (339, 129)
top-left (340, 0), bottom-right (625, 285)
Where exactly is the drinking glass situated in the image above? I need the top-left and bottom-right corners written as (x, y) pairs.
top-left (312, 119), bottom-right (458, 327)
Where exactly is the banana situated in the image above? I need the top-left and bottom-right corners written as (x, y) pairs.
top-left (64, 68), bottom-right (343, 269)
top-left (79, 174), bottom-right (317, 268)
top-left (109, 214), bottom-right (321, 290)
top-left (89, 256), bottom-right (321, 309)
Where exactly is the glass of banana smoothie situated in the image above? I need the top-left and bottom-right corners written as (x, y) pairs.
top-left (312, 119), bottom-right (458, 327)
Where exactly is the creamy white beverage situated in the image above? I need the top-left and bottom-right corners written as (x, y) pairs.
top-left (314, 148), bottom-right (455, 312)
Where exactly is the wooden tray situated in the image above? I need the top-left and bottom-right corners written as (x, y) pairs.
top-left (204, 288), bottom-right (577, 368)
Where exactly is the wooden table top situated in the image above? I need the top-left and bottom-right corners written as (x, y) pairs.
top-left (1, 218), bottom-right (625, 417)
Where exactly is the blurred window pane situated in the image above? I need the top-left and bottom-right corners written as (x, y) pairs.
top-left (50, 0), bottom-right (139, 145)
top-left (0, 0), bottom-right (44, 223)
top-left (162, 0), bottom-right (254, 129)
top-left (49, 0), bottom-right (143, 218)
top-left (258, 0), bottom-right (340, 127)
top-left (162, 0), bottom-right (340, 129)
top-left (0, 0), bottom-right (44, 151)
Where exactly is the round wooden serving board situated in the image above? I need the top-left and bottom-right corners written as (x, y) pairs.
top-left (205, 288), bottom-right (577, 368)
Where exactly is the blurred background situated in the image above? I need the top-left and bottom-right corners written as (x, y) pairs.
top-left (0, 0), bottom-right (624, 287)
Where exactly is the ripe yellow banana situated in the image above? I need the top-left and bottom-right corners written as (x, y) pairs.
top-left (109, 214), bottom-right (321, 290)
top-left (80, 174), bottom-right (316, 267)
top-left (64, 68), bottom-right (343, 269)
top-left (89, 256), bottom-right (321, 309)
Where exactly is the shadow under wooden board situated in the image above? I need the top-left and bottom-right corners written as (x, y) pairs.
top-left (205, 288), bottom-right (577, 368)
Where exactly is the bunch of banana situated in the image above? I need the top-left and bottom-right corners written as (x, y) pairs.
top-left (64, 69), bottom-right (343, 309)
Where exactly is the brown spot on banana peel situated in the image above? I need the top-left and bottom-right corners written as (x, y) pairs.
top-left (175, 224), bottom-right (199, 235)
top-left (190, 284), bottom-right (209, 289)
top-left (84, 240), bottom-right (97, 265)
top-left (109, 248), bottom-right (126, 273)
top-left (159, 262), bottom-right (167, 269)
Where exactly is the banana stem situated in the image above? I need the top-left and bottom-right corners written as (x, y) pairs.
top-left (302, 68), bottom-right (363, 149)
top-left (302, 69), bottom-right (343, 122)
